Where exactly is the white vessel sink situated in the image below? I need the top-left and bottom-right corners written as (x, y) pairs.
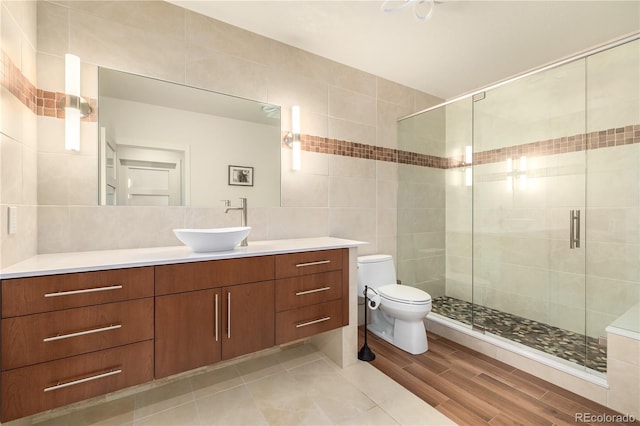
top-left (173, 227), bottom-right (251, 252)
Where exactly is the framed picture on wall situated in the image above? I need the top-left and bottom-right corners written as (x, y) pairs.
top-left (228, 165), bottom-right (254, 186)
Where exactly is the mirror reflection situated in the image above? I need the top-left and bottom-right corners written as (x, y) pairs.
top-left (98, 68), bottom-right (282, 207)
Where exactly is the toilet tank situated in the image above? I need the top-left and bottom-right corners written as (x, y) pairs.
top-left (357, 254), bottom-right (397, 293)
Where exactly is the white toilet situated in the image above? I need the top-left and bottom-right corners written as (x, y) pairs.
top-left (357, 254), bottom-right (432, 355)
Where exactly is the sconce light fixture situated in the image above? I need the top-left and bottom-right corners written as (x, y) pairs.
top-left (381, 0), bottom-right (436, 22)
top-left (506, 156), bottom-right (528, 190)
top-left (464, 145), bottom-right (472, 187)
top-left (61, 54), bottom-right (92, 151)
top-left (459, 145), bottom-right (473, 187)
top-left (283, 105), bottom-right (301, 171)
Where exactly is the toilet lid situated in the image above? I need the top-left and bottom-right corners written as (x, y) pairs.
top-left (378, 284), bottom-right (431, 304)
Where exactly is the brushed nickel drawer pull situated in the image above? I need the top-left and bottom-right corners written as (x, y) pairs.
top-left (295, 260), bottom-right (331, 268)
top-left (296, 316), bottom-right (331, 328)
top-left (43, 324), bottom-right (122, 342)
top-left (44, 285), bottom-right (123, 298)
top-left (44, 369), bottom-right (122, 392)
top-left (296, 286), bottom-right (331, 296)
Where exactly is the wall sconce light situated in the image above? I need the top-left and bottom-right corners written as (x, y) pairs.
top-left (458, 145), bottom-right (473, 187)
top-left (61, 54), bottom-right (92, 151)
top-left (283, 105), bottom-right (301, 171)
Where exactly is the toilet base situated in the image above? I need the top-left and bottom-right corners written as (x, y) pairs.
top-left (367, 317), bottom-right (428, 355)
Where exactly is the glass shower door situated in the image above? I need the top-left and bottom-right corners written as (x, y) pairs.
top-left (584, 39), bottom-right (640, 374)
top-left (471, 58), bottom-right (590, 369)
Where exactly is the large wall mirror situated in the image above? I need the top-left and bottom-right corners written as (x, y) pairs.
top-left (98, 68), bottom-right (282, 207)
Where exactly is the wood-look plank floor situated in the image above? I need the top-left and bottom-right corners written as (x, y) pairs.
top-left (358, 327), bottom-right (638, 426)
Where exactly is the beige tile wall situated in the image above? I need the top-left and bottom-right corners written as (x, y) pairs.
top-left (26, 0), bottom-right (441, 260)
top-left (0, 0), bottom-right (38, 269)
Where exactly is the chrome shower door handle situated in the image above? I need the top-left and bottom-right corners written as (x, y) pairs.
top-left (574, 209), bottom-right (581, 248)
top-left (569, 209), bottom-right (581, 249)
top-left (570, 210), bottom-right (575, 249)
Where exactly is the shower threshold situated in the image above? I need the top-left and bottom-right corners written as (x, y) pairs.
top-left (431, 296), bottom-right (607, 373)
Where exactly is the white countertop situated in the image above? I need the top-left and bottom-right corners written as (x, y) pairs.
top-left (0, 237), bottom-right (366, 279)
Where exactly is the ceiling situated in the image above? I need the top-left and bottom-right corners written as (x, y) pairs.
top-left (169, 1), bottom-right (640, 100)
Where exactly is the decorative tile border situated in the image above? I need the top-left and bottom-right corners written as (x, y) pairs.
top-left (4, 49), bottom-right (638, 167)
top-left (289, 125), bottom-right (640, 170)
top-left (467, 125), bottom-right (640, 168)
top-left (1, 49), bottom-right (37, 113)
top-left (1, 49), bottom-right (97, 121)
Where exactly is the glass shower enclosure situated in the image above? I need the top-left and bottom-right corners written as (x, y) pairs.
top-left (397, 36), bottom-right (639, 375)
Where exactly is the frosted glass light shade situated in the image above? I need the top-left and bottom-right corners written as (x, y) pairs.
top-left (65, 54), bottom-right (81, 97)
top-left (291, 105), bottom-right (300, 134)
top-left (64, 54), bottom-right (81, 151)
top-left (65, 107), bottom-right (81, 151)
top-left (292, 140), bottom-right (301, 171)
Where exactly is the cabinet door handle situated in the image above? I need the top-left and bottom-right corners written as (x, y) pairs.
top-left (214, 293), bottom-right (219, 342)
top-left (296, 316), bottom-right (331, 328)
top-left (43, 324), bottom-right (122, 342)
top-left (295, 260), bottom-right (331, 268)
top-left (44, 369), bottom-right (122, 392)
top-left (296, 286), bottom-right (331, 296)
top-left (227, 292), bottom-right (231, 339)
top-left (44, 285), bottom-right (123, 298)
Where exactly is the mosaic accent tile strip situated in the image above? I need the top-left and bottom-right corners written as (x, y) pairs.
top-left (1, 49), bottom-right (97, 121)
top-left (293, 124), bottom-right (639, 170)
top-left (431, 296), bottom-right (607, 373)
top-left (467, 125), bottom-right (640, 168)
top-left (3, 48), bottom-right (638, 168)
top-left (1, 49), bottom-right (38, 113)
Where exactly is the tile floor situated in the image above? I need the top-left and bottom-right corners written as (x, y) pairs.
top-left (6, 343), bottom-right (455, 426)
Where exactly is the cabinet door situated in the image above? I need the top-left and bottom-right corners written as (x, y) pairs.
top-left (155, 289), bottom-right (222, 378)
top-left (222, 281), bottom-right (274, 360)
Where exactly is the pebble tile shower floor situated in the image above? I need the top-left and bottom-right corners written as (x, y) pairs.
top-left (431, 296), bottom-right (607, 373)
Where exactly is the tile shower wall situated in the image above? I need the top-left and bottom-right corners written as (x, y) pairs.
top-left (29, 0), bottom-right (441, 260)
top-left (443, 39), bottom-right (640, 339)
top-left (397, 106), bottom-right (446, 296)
top-left (0, 0), bottom-right (38, 269)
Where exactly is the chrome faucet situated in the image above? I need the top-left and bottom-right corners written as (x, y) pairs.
top-left (223, 198), bottom-right (248, 246)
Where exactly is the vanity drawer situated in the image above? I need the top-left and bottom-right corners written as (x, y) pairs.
top-left (275, 249), bottom-right (344, 279)
top-left (0, 340), bottom-right (154, 423)
top-left (275, 299), bottom-right (343, 345)
top-left (2, 298), bottom-right (154, 370)
top-left (155, 256), bottom-right (275, 295)
top-left (2, 267), bottom-right (154, 318)
top-left (275, 271), bottom-right (343, 312)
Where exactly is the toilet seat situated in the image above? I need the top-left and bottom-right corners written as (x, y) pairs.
top-left (378, 284), bottom-right (431, 305)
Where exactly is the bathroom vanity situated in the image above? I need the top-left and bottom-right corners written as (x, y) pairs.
top-left (0, 238), bottom-right (361, 422)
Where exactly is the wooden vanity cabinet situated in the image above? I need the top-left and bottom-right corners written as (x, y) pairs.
top-left (275, 249), bottom-right (349, 344)
top-left (0, 267), bottom-right (154, 423)
top-left (221, 281), bottom-right (275, 360)
top-left (154, 256), bottom-right (275, 378)
top-left (155, 289), bottom-right (222, 378)
top-left (0, 247), bottom-right (351, 421)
